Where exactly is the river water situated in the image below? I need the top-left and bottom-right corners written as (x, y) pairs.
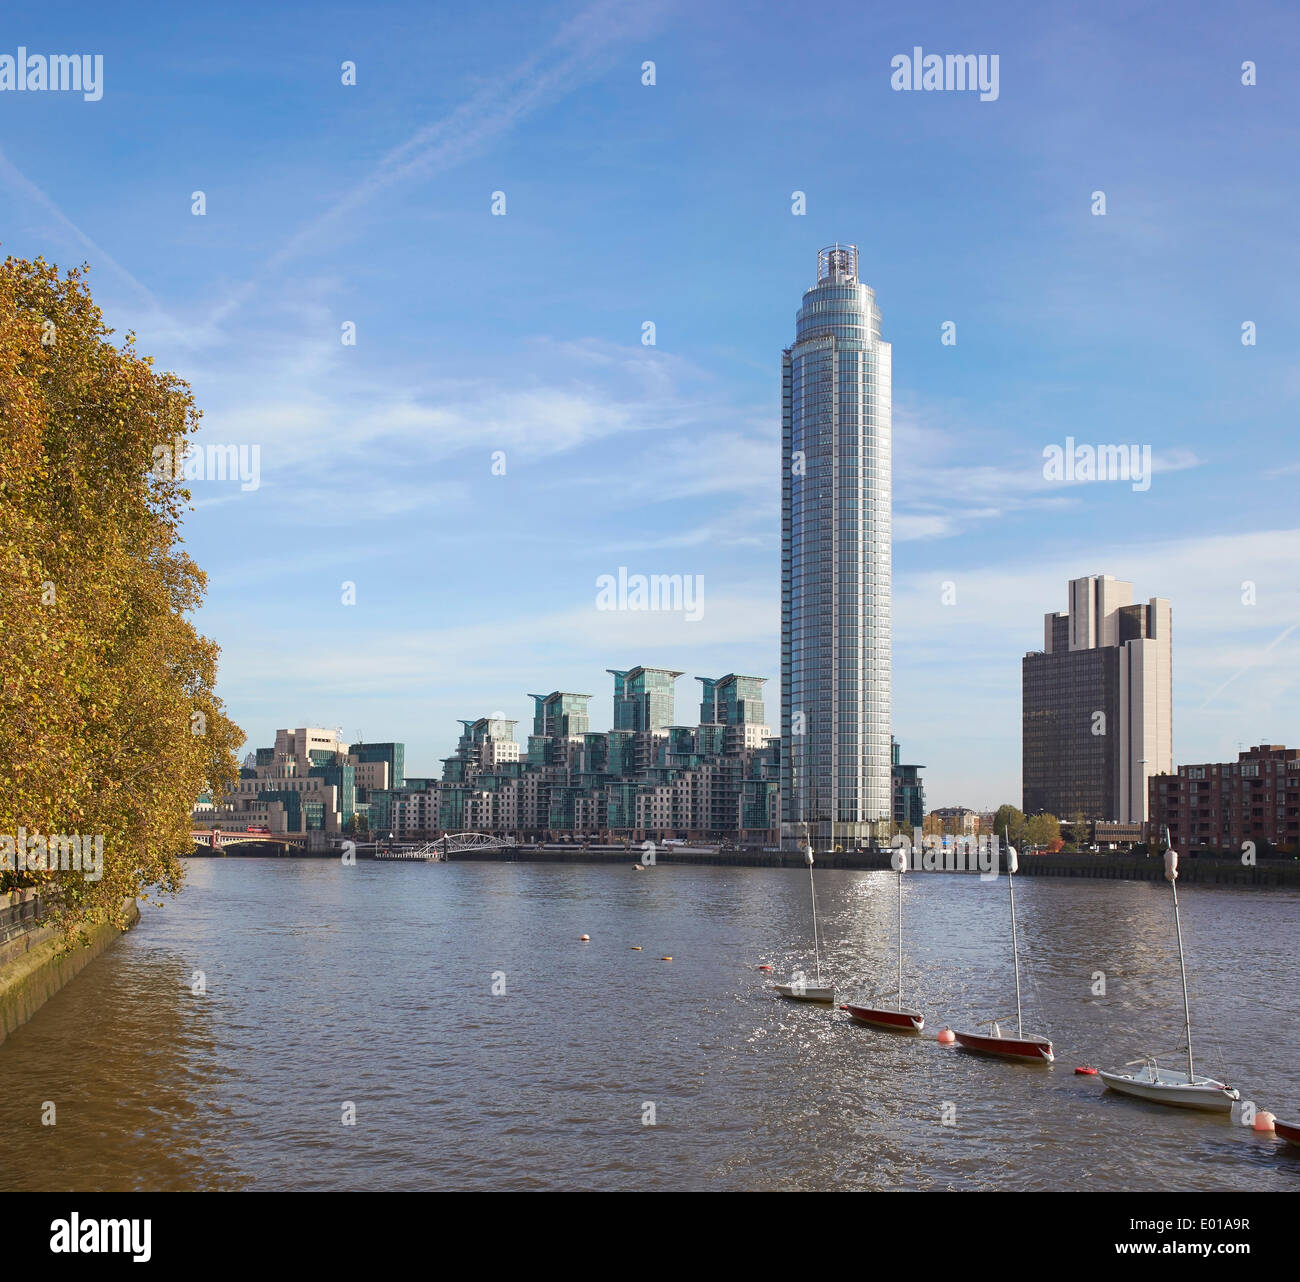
top-left (1, 858), bottom-right (1296, 1191)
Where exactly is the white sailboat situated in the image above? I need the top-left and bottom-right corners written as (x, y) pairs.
top-left (1099, 838), bottom-right (1239, 1112)
top-left (953, 844), bottom-right (1054, 1062)
top-left (845, 849), bottom-right (923, 1032)
top-left (774, 837), bottom-right (834, 1003)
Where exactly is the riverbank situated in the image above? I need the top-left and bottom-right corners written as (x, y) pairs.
top-left (447, 846), bottom-right (1300, 886)
top-left (0, 891), bottom-right (141, 1046)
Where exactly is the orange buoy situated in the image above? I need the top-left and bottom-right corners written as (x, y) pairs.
top-left (579, 934), bottom-right (590, 941)
top-left (1253, 1110), bottom-right (1277, 1133)
top-left (937, 1028), bottom-right (956, 1045)
top-left (1075, 1066), bottom-right (1099, 1075)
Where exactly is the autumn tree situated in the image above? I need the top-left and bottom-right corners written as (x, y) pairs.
top-left (0, 255), bottom-right (241, 938)
top-left (1025, 813), bottom-right (1061, 849)
top-left (992, 804), bottom-right (1027, 848)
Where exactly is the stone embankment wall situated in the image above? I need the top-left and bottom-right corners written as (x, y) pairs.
top-left (448, 847), bottom-right (1300, 885)
top-left (0, 890), bottom-right (140, 1046)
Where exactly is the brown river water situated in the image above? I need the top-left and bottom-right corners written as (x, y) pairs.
top-left (0, 858), bottom-right (1296, 1191)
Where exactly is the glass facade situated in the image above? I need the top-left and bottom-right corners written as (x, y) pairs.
top-left (699, 673), bottom-right (766, 727)
top-left (530, 692), bottom-right (592, 738)
top-left (309, 763), bottom-right (356, 823)
top-left (257, 788), bottom-right (325, 831)
top-left (890, 737), bottom-right (926, 829)
top-left (781, 244), bottom-right (892, 845)
top-left (609, 667), bottom-right (682, 732)
top-left (349, 741), bottom-right (405, 789)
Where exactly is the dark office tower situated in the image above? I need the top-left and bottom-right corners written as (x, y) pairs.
top-left (1022, 574), bottom-right (1171, 822)
top-left (781, 244), bottom-right (892, 847)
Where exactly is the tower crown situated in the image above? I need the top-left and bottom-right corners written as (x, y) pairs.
top-left (818, 243), bottom-right (858, 283)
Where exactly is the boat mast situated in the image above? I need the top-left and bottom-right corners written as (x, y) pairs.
top-left (1165, 829), bottom-right (1194, 1081)
top-left (1008, 844), bottom-right (1023, 1038)
top-left (804, 822), bottom-right (821, 987)
top-left (897, 859), bottom-right (904, 1010)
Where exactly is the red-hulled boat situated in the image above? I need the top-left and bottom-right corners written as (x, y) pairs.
top-left (953, 845), bottom-right (1055, 1065)
top-left (953, 1022), bottom-right (1054, 1062)
top-left (846, 1002), bottom-right (924, 1033)
top-left (844, 853), bottom-right (924, 1033)
top-left (1276, 1118), bottom-right (1300, 1147)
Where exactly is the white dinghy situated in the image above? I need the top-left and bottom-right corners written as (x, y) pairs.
top-left (774, 839), bottom-right (834, 1003)
top-left (1097, 1057), bottom-right (1238, 1112)
top-left (1099, 839), bottom-right (1239, 1113)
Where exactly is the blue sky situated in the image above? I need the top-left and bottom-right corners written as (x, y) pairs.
top-left (3, 0), bottom-right (1299, 807)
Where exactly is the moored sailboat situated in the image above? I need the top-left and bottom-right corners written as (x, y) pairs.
top-left (774, 836), bottom-right (834, 1003)
top-left (1098, 837), bottom-right (1239, 1112)
top-left (1097, 1058), bottom-right (1238, 1111)
top-left (953, 844), bottom-right (1054, 1063)
top-left (845, 849), bottom-right (923, 1032)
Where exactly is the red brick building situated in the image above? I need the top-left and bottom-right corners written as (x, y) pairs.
top-left (1148, 745), bottom-right (1300, 853)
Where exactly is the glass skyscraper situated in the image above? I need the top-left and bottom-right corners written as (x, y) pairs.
top-left (781, 244), bottom-right (892, 847)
